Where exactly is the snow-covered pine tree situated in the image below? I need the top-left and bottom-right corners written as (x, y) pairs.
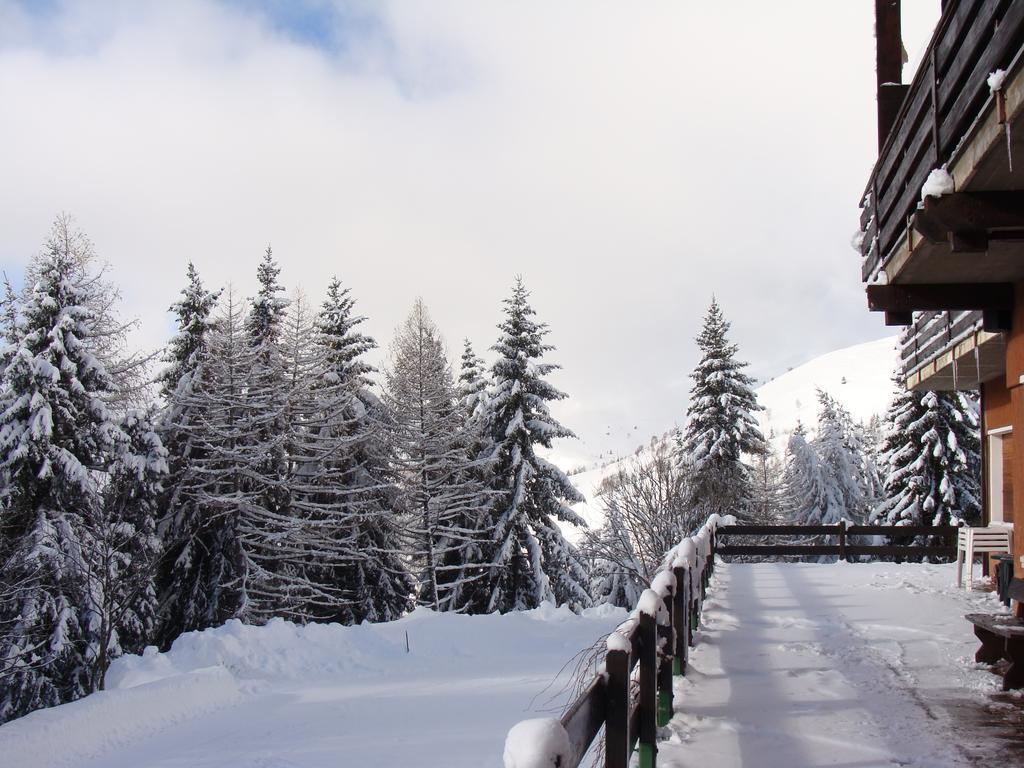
top-left (779, 422), bottom-right (828, 526)
top-left (813, 391), bottom-right (870, 524)
top-left (305, 278), bottom-right (412, 623)
top-left (20, 215), bottom-right (152, 412)
top-left (0, 225), bottom-right (118, 720)
top-left (276, 288), bottom-right (330, 622)
top-left (157, 263), bottom-right (221, 405)
top-left (442, 339), bottom-right (498, 614)
top-left (280, 287), bottom-right (404, 624)
top-left (872, 377), bottom-right (981, 530)
top-left (781, 393), bottom-right (871, 531)
top-left (82, 408), bottom-right (167, 691)
top-left (479, 278), bottom-right (590, 613)
top-left (155, 264), bottom-right (224, 647)
top-left (385, 301), bottom-right (490, 612)
top-left (677, 298), bottom-right (766, 521)
top-left (749, 439), bottom-right (783, 526)
top-left (236, 247), bottom-right (292, 622)
top-left (0, 275), bottom-right (18, 380)
top-left (458, 339), bottom-right (489, 420)
top-left (160, 287), bottom-right (250, 637)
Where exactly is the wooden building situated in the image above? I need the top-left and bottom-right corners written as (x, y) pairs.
top-left (859, 1), bottom-right (1024, 571)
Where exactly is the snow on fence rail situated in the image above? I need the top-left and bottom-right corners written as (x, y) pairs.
top-left (716, 521), bottom-right (962, 560)
top-left (503, 514), bottom-right (728, 768)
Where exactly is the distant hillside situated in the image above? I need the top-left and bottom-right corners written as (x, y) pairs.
top-left (565, 335), bottom-right (900, 539)
top-left (756, 335), bottom-right (899, 453)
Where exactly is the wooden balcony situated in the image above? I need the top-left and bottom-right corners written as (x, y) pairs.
top-left (859, 0), bottom-right (1024, 288)
top-left (900, 310), bottom-right (1005, 389)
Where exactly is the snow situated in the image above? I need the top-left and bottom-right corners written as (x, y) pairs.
top-left (672, 538), bottom-right (697, 569)
top-left (921, 167), bottom-right (955, 200)
top-left (606, 629), bottom-right (632, 654)
top-left (660, 560), bottom-right (1017, 767)
top-left (651, 569), bottom-right (676, 597)
top-left (636, 588), bottom-right (663, 618)
top-left (0, 604), bottom-right (626, 768)
top-left (988, 68), bottom-right (1007, 93)
top-left (4, 556), bottom-right (1018, 767)
top-left (502, 718), bottom-right (569, 768)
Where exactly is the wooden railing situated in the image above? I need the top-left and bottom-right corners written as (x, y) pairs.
top-left (503, 515), bottom-right (725, 768)
top-left (716, 521), bottom-right (961, 560)
top-left (860, 0), bottom-right (1024, 282)
top-left (899, 309), bottom-right (982, 379)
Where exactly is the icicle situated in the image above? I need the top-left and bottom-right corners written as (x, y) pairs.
top-left (974, 343), bottom-right (981, 386)
top-left (951, 354), bottom-right (958, 391)
top-left (1006, 121), bottom-right (1014, 174)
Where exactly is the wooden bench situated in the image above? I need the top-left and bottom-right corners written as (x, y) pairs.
top-left (966, 579), bottom-right (1024, 691)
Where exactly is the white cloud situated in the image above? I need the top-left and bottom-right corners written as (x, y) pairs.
top-left (0, 0), bottom-right (941, 464)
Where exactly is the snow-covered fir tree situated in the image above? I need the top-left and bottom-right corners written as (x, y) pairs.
top-left (749, 439), bottom-right (784, 526)
top-left (779, 423), bottom-right (827, 526)
top-left (386, 301), bottom-right (491, 612)
top-left (0, 275), bottom-right (18, 381)
top-left (813, 391), bottom-right (871, 524)
top-left (20, 215), bottom-right (152, 411)
top-left (781, 393), bottom-right (872, 528)
top-left (479, 278), bottom-right (590, 613)
top-left (236, 247), bottom-right (293, 622)
top-left (458, 339), bottom-right (490, 419)
top-left (160, 287), bottom-right (250, 636)
top-left (156, 263), bottom-right (221, 405)
top-left (0, 224), bottom-right (120, 720)
top-left (443, 339), bottom-right (498, 613)
top-left (677, 298), bottom-right (766, 521)
top-left (305, 278), bottom-right (412, 623)
top-left (872, 376), bottom-right (981, 529)
top-left (83, 408), bottom-right (166, 690)
top-left (155, 263), bottom-right (224, 647)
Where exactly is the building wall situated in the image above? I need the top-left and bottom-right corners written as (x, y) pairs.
top-left (983, 377), bottom-right (1012, 430)
top-left (982, 378), bottom-right (1014, 576)
top-left (1005, 283), bottom-right (1024, 591)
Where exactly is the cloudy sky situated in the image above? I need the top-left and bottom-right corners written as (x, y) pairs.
top-left (0, 0), bottom-right (939, 468)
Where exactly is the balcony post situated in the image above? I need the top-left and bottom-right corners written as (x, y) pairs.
top-left (876, 0), bottom-right (906, 151)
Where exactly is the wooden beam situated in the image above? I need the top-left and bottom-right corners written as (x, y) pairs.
top-left (876, 0), bottom-right (904, 151)
top-left (867, 283), bottom-right (1014, 313)
top-left (983, 309), bottom-right (1013, 333)
top-left (884, 310), bottom-right (914, 326)
top-left (948, 231), bottom-right (989, 253)
top-left (916, 192), bottom-right (1024, 247)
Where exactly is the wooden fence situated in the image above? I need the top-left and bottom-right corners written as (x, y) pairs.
top-left (716, 521), bottom-right (961, 560)
top-left (503, 515), bottom-right (724, 768)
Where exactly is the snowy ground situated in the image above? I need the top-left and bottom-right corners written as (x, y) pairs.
top-left (0, 604), bottom-right (626, 768)
top-left (2, 561), bottom-right (1018, 768)
top-left (662, 561), bottom-right (1021, 768)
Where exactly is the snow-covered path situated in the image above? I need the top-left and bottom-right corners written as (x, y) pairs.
top-left (661, 562), bottom-right (1022, 768)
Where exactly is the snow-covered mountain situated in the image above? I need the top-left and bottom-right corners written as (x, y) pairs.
top-left (567, 335), bottom-right (900, 537)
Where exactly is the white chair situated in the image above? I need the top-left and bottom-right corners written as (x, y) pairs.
top-left (957, 525), bottom-right (1012, 589)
